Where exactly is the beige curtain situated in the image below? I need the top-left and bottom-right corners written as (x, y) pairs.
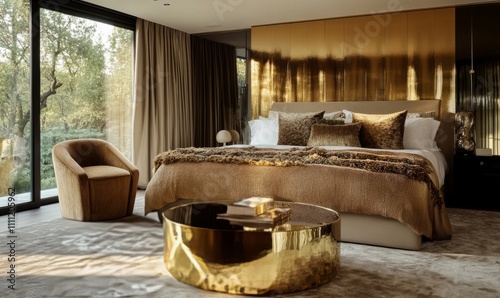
top-left (133, 19), bottom-right (193, 188)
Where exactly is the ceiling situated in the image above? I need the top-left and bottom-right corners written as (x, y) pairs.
top-left (84, 0), bottom-right (498, 48)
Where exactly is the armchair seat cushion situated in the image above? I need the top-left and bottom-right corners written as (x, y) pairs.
top-left (84, 166), bottom-right (133, 221)
top-left (84, 165), bottom-right (131, 179)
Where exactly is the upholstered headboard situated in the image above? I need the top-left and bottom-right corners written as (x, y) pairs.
top-left (270, 100), bottom-right (441, 118)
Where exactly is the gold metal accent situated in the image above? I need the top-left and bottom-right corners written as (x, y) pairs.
top-left (433, 8), bottom-right (455, 113)
top-left (385, 12), bottom-right (408, 101)
top-left (407, 10), bottom-right (435, 101)
top-left (162, 201), bottom-right (341, 295)
top-left (250, 8), bottom-right (455, 119)
top-left (325, 18), bottom-right (345, 102)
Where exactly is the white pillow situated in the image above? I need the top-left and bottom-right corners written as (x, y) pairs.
top-left (403, 117), bottom-right (440, 150)
top-left (342, 109), bottom-right (353, 123)
top-left (323, 111), bottom-right (344, 120)
top-left (248, 117), bottom-right (279, 145)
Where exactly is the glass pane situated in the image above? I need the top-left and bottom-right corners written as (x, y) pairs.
top-left (0, 0), bottom-right (32, 207)
top-left (39, 9), bottom-right (134, 198)
top-left (236, 56), bottom-right (248, 142)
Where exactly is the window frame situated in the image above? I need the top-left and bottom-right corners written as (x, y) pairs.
top-left (0, 0), bottom-right (136, 215)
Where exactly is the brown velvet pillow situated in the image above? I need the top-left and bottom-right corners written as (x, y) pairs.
top-left (352, 110), bottom-right (407, 149)
top-left (278, 111), bottom-right (325, 145)
top-left (318, 118), bottom-right (345, 125)
top-left (307, 123), bottom-right (362, 147)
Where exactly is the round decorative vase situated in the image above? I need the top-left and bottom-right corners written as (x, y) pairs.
top-left (455, 111), bottom-right (475, 155)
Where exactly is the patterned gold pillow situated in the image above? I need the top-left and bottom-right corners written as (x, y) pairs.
top-left (307, 123), bottom-right (362, 147)
top-left (352, 110), bottom-right (408, 149)
top-left (406, 111), bottom-right (437, 118)
top-left (277, 111), bottom-right (325, 145)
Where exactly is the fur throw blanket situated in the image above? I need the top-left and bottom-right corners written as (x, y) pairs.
top-left (154, 146), bottom-right (443, 205)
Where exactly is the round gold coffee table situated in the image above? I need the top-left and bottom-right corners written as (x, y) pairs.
top-left (162, 201), bottom-right (341, 295)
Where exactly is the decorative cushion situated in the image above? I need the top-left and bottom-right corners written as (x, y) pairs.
top-left (404, 117), bottom-right (441, 150)
top-left (278, 111), bottom-right (325, 145)
top-left (342, 109), bottom-right (353, 123)
top-left (322, 111), bottom-right (344, 120)
top-left (318, 118), bottom-right (345, 125)
top-left (307, 123), bottom-right (362, 147)
top-left (352, 110), bottom-right (408, 149)
top-left (248, 117), bottom-right (279, 145)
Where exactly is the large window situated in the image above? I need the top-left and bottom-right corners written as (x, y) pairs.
top-left (39, 9), bottom-right (134, 197)
top-left (0, 0), bottom-right (135, 214)
top-left (0, 0), bottom-right (31, 209)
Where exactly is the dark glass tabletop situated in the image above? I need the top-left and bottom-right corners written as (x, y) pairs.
top-left (163, 200), bottom-right (340, 232)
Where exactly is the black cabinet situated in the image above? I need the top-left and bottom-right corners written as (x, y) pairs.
top-left (453, 155), bottom-right (500, 210)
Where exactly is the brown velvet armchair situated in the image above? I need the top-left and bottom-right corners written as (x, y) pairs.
top-left (52, 138), bottom-right (139, 221)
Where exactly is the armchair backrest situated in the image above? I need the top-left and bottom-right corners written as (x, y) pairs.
top-left (54, 138), bottom-right (111, 167)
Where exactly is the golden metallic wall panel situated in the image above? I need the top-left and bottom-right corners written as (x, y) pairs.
top-left (290, 22), bottom-right (309, 59)
top-left (250, 55), bottom-right (266, 118)
top-left (307, 21), bottom-right (327, 101)
top-left (290, 22), bottom-right (311, 102)
top-left (344, 16), bottom-right (386, 101)
top-left (162, 202), bottom-right (341, 295)
top-left (272, 23), bottom-right (291, 58)
top-left (250, 8), bottom-right (456, 118)
top-left (325, 19), bottom-right (345, 101)
top-left (251, 25), bottom-right (273, 53)
top-left (343, 16), bottom-right (364, 101)
top-left (385, 12), bottom-right (408, 100)
top-left (289, 21), bottom-right (327, 102)
top-left (272, 24), bottom-right (292, 103)
top-left (408, 10), bottom-right (435, 100)
top-left (251, 25), bottom-right (274, 118)
top-left (364, 14), bottom-right (386, 101)
top-left (308, 20), bottom-right (327, 59)
top-left (433, 8), bottom-right (455, 114)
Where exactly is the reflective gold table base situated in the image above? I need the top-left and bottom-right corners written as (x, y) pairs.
top-left (162, 201), bottom-right (341, 295)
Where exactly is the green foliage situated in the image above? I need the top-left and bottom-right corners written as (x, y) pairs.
top-left (40, 9), bottom-right (108, 134)
top-left (2, 2), bottom-right (134, 196)
top-left (237, 57), bottom-right (247, 87)
top-left (40, 128), bottom-right (105, 188)
top-left (10, 128), bottom-right (105, 193)
top-left (12, 168), bottom-right (30, 193)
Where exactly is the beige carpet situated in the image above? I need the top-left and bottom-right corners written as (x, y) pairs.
top-left (2, 198), bottom-right (500, 298)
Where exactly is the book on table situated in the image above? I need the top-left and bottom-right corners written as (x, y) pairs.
top-left (225, 197), bottom-right (274, 216)
top-left (217, 205), bottom-right (292, 228)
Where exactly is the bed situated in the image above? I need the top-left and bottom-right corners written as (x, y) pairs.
top-left (144, 100), bottom-right (453, 250)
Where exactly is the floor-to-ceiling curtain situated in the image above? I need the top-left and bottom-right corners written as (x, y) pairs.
top-left (191, 36), bottom-right (239, 147)
top-left (457, 57), bottom-right (500, 155)
top-left (133, 19), bottom-right (193, 188)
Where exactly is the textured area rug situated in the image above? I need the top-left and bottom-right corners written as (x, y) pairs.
top-left (2, 198), bottom-right (500, 298)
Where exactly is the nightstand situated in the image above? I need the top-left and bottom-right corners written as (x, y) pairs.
top-left (453, 155), bottom-right (500, 211)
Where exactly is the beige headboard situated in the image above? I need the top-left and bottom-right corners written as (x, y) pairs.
top-left (270, 100), bottom-right (441, 118)
top-left (270, 100), bottom-right (454, 181)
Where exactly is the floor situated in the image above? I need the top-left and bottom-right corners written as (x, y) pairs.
top-left (0, 190), bottom-right (146, 231)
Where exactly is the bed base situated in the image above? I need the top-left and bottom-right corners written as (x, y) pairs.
top-left (340, 213), bottom-right (422, 250)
